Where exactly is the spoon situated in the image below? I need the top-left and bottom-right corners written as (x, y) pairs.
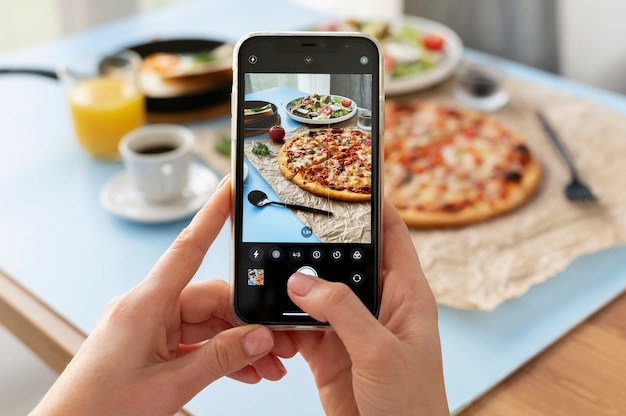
top-left (248, 190), bottom-right (333, 216)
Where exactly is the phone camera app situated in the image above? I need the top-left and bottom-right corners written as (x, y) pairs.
top-left (248, 55), bottom-right (258, 64)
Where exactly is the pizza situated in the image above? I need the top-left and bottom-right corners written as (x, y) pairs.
top-left (384, 101), bottom-right (541, 227)
top-left (277, 128), bottom-right (372, 202)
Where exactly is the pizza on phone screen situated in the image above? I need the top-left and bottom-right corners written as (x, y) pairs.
top-left (384, 100), bottom-right (541, 227)
top-left (277, 128), bottom-right (372, 202)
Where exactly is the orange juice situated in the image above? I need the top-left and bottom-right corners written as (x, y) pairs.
top-left (69, 77), bottom-right (145, 159)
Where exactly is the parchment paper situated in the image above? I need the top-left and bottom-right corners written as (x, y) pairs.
top-left (194, 78), bottom-right (626, 310)
top-left (242, 123), bottom-right (372, 244)
top-left (404, 79), bottom-right (626, 310)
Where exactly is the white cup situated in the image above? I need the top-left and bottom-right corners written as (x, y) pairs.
top-left (119, 124), bottom-right (195, 203)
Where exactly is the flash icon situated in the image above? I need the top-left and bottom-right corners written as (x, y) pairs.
top-left (249, 247), bottom-right (264, 261)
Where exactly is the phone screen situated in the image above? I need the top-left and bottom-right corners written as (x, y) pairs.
top-left (232, 33), bottom-right (382, 327)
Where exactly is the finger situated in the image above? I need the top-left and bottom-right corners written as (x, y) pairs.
top-left (248, 353), bottom-right (287, 381)
top-left (287, 273), bottom-right (388, 355)
top-left (271, 331), bottom-right (298, 359)
top-left (180, 280), bottom-right (234, 325)
top-left (144, 176), bottom-right (232, 297)
top-left (169, 324), bottom-right (274, 393)
top-left (382, 197), bottom-right (423, 276)
top-left (227, 364), bottom-right (263, 384)
top-left (380, 198), bottom-right (436, 309)
top-left (179, 280), bottom-right (298, 358)
top-left (175, 342), bottom-right (286, 382)
top-left (178, 318), bottom-right (232, 346)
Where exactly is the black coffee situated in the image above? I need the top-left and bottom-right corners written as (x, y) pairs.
top-left (137, 144), bottom-right (177, 155)
top-left (461, 71), bottom-right (499, 97)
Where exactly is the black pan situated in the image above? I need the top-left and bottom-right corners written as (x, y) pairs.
top-left (0, 38), bottom-right (232, 113)
top-left (127, 38), bottom-right (232, 112)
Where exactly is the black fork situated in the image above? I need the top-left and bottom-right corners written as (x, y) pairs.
top-left (536, 111), bottom-right (597, 202)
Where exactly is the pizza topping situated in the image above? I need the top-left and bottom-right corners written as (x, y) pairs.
top-left (505, 171), bottom-right (522, 182)
top-left (384, 100), bottom-right (541, 226)
top-left (278, 128), bottom-right (372, 201)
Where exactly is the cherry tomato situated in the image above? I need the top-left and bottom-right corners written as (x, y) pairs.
top-left (423, 34), bottom-right (445, 51)
top-left (268, 125), bottom-right (285, 142)
top-left (341, 98), bottom-right (352, 108)
top-left (319, 106), bottom-right (332, 115)
top-left (383, 52), bottom-right (396, 73)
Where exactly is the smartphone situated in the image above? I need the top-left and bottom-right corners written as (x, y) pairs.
top-left (231, 32), bottom-right (383, 328)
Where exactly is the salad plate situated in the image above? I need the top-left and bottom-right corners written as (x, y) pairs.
top-left (286, 94), bottom-right (357, 124)
top-left (318, 16), bottom-right (463, 96)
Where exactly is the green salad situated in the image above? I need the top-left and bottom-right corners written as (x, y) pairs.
top-left (288, 94), bottom-right (354, 121)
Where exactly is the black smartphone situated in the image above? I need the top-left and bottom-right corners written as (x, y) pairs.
top-left (231, 32), bottom-right (383, 328)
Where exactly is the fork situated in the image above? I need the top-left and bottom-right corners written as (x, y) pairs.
top-left (536, 111), bottom-right (597, 202)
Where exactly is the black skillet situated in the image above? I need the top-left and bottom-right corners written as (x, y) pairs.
top-left (0, 38), bottom-right (232, 113)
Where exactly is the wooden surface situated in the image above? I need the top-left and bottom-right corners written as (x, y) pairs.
top-left (459, 290), bottom-right (626, 415)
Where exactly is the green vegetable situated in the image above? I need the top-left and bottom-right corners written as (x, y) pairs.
top-left (251, 142), bottom-right (270, 156)
top-left (214, 136), bottom-right (231, 156)
top-left (193, 51), bottom-right (216, 63)
top-left (393, 59), bottom-right (434, 77)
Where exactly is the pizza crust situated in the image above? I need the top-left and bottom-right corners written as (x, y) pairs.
top-left (291, 172), bottom-right (372, 202)
top-left (395, 159), bottom-right (541, 227)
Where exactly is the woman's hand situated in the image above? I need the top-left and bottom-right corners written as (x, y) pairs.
top-left (287, 199), bottom-right (449, 416)
top-left (31, 177), bottom-right (297, 416)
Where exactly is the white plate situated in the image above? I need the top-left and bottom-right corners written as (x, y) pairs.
top-left (285, 94), bottom-right (357, 125)
top-left (100, 162), bottom-right (219, 223)
top-left (383, 16), bottom-right (463, 96)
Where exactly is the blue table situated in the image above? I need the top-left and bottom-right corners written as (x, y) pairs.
top-left (242, 87), bottom-right (323, 243)
top-left (1, 1), bottom-right (625, 415)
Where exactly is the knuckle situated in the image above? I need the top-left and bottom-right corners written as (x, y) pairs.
top-left (172, 226), bottom-right (204, 257)
top-left (206, 334), bottom-right (242, 375)
top-left (325, 281), bottom-right (353, 306)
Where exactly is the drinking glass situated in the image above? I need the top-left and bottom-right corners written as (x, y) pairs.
top-left (453, 59), bottom-right (509, 112)
top-left (58, 50), bottom-right (146, 159)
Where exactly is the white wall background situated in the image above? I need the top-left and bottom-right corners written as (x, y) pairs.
top-left (558, 0), bottom-right (626, 94)
top-left (0, 0), bottom-right (624, 94)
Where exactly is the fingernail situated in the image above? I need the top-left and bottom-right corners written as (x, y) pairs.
top-left (242, 327), bottom-right (273, 356)
top-left (287, 273), bottom-right (316, 296)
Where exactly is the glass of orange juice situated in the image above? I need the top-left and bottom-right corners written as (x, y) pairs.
top-left (58, 51), bottom-right (146, 159)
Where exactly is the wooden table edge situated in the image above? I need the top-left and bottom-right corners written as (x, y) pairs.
top-left (0, 268), bottom-right (194, 416)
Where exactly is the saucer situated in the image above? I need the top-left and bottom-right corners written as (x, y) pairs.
top-left (100, 162), bottom-right (219, 223)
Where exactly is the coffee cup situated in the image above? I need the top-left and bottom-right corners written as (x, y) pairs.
top-left (119, 124), bottom-right (195, 203)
